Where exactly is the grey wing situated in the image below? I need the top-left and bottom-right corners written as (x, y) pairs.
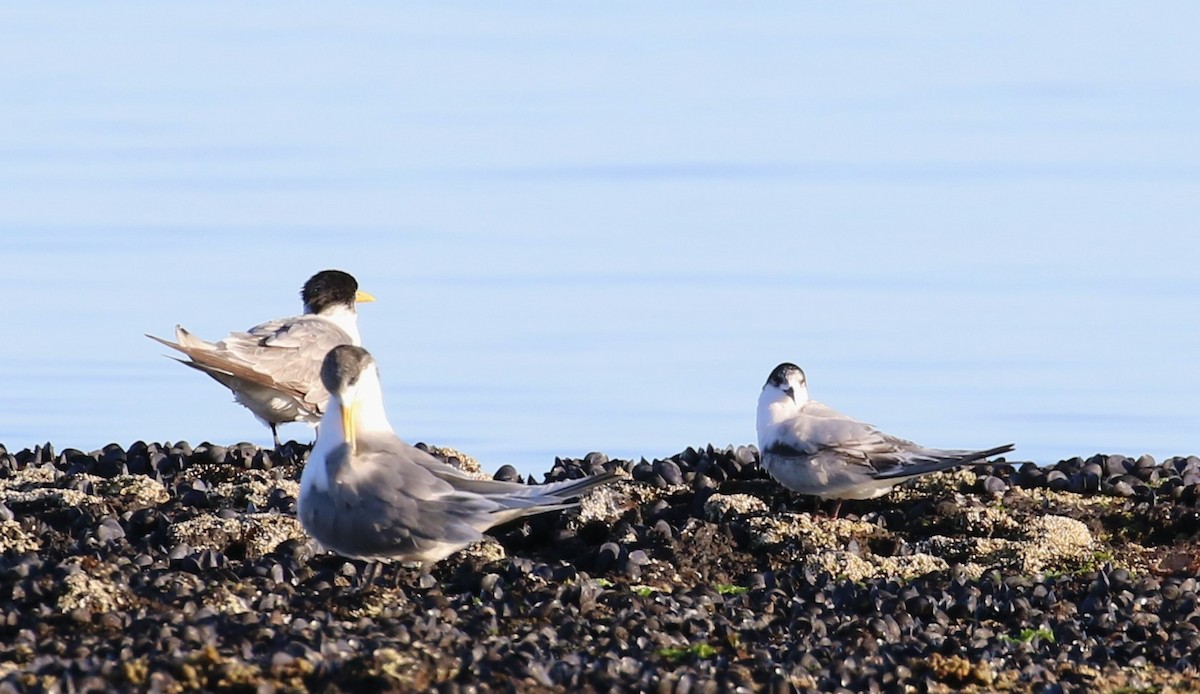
top-left (809, 409), bottom-right (1015, 480)
top-left (363, 452), bottom-right (497, 552)
top-left (789, 403), bottom-right (922, 476)
top-left (313, 435), bottom-right (623, 561)
top-left (314, 445), bottom-right (499, 560)
top-left (216, 316), bottom-right (353, 413)
top-left (786, 402), bottom-right (1015, 481)
top-left (409, 449), bottom-right (620, 504)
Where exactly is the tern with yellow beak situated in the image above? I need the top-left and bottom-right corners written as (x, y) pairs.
top-left (147, 269), bottom-right (375, 447)
top-left (298, 345), bottom-right (620, 565)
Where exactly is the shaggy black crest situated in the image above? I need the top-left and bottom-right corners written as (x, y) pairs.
top-left (301, 270), bottom-right (360, 314)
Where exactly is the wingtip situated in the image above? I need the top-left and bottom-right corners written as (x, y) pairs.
top-left (979, 443), bottom-right (1017, 459)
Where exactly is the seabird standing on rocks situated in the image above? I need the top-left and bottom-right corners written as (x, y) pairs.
top-left (756, 362), bottom-right (1014, 516)
top-left (298, 344), bottom-right (620, 566)
top-left (147, 269), bottom-right (375, 447)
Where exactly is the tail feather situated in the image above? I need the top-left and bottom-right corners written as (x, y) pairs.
top-left (540, 469), bottom-right (623, 501)
top-left (427, 464), bottom-right (621, 502)
top-left (173, 325), bottom-right (213, 350)
top-left (145, 325), bottom-right (214, 353)
top-left (489, 470), bottom-right (622, 523)
top-left (147, 330), bottom-right (308, 403)
top-left (875, 443), bottom-right (1015, 480)
top-left (176, 358), bottom-right (257, 394)
top-left (145, 332), bottom-right (185, 354)
top-left (945, 443), bottom-right (1017, 463)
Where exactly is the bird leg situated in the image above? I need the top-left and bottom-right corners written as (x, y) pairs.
top-left (392, 563), bottom-right (408, 589)
top-left (270, 424), bottom-right (282, 450)
top-left (359, 560), bottom-right (383, 591)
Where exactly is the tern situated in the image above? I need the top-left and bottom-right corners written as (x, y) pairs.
top-left (757, 362), bottom-right (1014, 515)
top-left (147, 269), bottom-right (374, 447)
top-left (298, 344), bottom-right (619, 566)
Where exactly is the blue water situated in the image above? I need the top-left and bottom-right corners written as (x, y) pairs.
top-left (2, 4), bottom-right (1198, 474)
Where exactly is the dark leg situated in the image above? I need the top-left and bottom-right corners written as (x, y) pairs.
top-left (271, 424), bottom-right (282, 450)
top-left (360, 560), bottom-right (382, 591)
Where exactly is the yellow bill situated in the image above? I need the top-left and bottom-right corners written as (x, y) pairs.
top-left (342, 401), bottom-right (357, 456)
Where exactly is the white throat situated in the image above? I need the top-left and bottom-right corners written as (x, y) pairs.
top-left (348, 367), bottom-right (395, 437)
top-left (303, 398), bottom-right (344, 494)
top-left (756, 386), bottom-right (803, 442)
top-left (313, 304), bottom-right (362, 345)
top-left (302, 365), bottom-right (394, 495)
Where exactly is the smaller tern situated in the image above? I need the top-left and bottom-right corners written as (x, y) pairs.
top-left (298, 345), bottom-right (619, 566)
top-left (757, 362), bottom-right (1014, 514)
top-left (147, 269), bottom-right (374, 447)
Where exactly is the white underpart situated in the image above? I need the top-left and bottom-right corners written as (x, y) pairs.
top-left (300, 398), bottom-right (343, 499)
top-left (349, 364), bottom-right (397, 437)
top-left (299, 363), bottom-right (394, 500)
top-left (757, 386), bottom-right (790, 439)
top-left (757, 381), bottom-right (806, 448)
top-left (237, 388), bottom-right (315, 427)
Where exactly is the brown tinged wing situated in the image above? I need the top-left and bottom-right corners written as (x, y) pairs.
top-left (145, 330), bottom-right (315, 413)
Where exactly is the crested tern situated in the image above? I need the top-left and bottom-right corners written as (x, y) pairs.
top-left (147, 269), bottom-right (374, 447)
top-left (298, 344), bottom-right (619, 565)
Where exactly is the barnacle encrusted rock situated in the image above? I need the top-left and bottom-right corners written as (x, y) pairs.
top-left (170, 512), bottom-right (308, 558)
top-left (461, 537), bottom-right (507, 564)
top-left (0, 468), bottom-right (168, 512)
top-left (0, 519), bottom-right (40, 553)
top-left (747, 512), bottom-right (882, 552)
top-left (803, 550), bottom-right (951, 583)
top-left (747, 512), bottom-right (938, 580)
top-left (704, 493), bottom-right (768, 521)
top-left (58, 567), bottom-right (131, 613)
top-left (212, 471), bottom-right (300, 509)
top-left (576, 480), bottom-right (685, 525)
top-left (891, 467), bottom-right (979, 498)
top-left (93, 473), bottom-right (171, 507)
top-left (424, 445), bottom-right (487, 479)
top-left (917, 514), bottom-right (1095, 575)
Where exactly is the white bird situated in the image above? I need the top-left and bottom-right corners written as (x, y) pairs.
top-left (298, 344), bottom-right (619, 566)
top-left (147, 269), bottom-right (374, 447)
top-left (757, 362), bottom-right (1014, 514)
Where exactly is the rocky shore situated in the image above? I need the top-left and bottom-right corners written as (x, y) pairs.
top-left (1, 440), bottom-right (1199, 692)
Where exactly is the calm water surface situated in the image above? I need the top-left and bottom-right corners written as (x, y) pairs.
top-left (2, 4), bottom-right (1198, 474)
